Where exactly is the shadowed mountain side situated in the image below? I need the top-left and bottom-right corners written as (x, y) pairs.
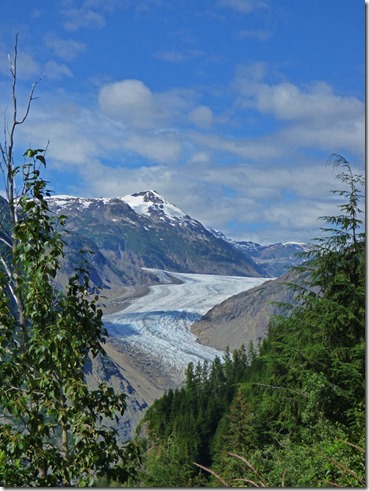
top-left (192, 268), bottom-right (310, 352)
top-left (46, 193), bottom-right (265, 289)
top-left (84, 346), bottom-right (160, 442)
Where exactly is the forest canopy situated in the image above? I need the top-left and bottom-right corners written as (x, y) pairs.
top-left (138, 156), bottom-right (365, 488)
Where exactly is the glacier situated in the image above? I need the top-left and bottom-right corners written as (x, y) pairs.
top-left (104, 270), bottom-right (270, 381)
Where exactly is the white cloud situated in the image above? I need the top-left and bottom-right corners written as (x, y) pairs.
top-left (99, 79), bottom-right (166, 129)
top-left (155, 88), bottom-right (197, 120)
top-left (242, 81), bottom-right (363, 124)
top-left (216, 0), bottom-right (268, 14)
top-left (187, 151), bottom-right (212, 165)
top-left (154, 49), bottom-right (206, 63)
top-left (45, 34), bottom-right (86, 61)
top-left (277, 119), bottom-right (364, 156)
top-left (188, 106), bottom-right (214, 128)
top-left (59, 0), bottom-right (126, 30)
top-left (189, 132), bottom-right (285, 161)
top-left (62, 8), bottom-right (106, 30)
top-left (122, 132), bottom-right (183, 164)
top-left (0, 49), bottom-right (41, 81)
top-left (44, 61), bottom-right (73, 80)
top-left (237, 29), bottom-right (271, 40)
top-left (232, 65), bottom-right (364, 158)
top-left (19, 118), bottom-right (98, 167)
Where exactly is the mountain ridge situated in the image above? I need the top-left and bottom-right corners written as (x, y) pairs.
top-left (46, 190), bottom-right (266, 286)
top-left (44, 190), bottom-right (309, 284)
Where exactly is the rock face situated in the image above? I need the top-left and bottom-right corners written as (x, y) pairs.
top-left (47, 191), bottom-right (265, 288)
top-left (191, 268), bottom-right (310, 352)
top-left (1, 192), bottom-right (309, 287)
top-left (210, 229), bottom-right (310, 277)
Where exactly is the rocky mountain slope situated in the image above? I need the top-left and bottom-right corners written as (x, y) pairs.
top-left (47, 191), bottom-right (266, 288)
top-left (191, 267), bottom-right (311, 352)
top-left (210, 229), bottom-right (310, 277)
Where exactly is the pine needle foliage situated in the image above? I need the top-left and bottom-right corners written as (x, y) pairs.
top-left (139, 156), bottom-right (365, 487)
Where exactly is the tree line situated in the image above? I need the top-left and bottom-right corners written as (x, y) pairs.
top-left (134, 155), bottom-right (365, 487)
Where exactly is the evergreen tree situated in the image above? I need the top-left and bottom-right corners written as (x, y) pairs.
top-left (140, 155), bottom-right (365, 488)
top-left (222, 388), bottom-right (255, 454)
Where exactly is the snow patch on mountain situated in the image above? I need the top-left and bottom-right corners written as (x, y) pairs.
top-left (121, 190), bottom-right (188, 221)
top-left (50, 190), bottom-right (192, 225)
top-left (49, 195), bottom-right (111, 209)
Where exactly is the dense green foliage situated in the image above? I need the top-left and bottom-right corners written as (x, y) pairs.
top-left (0, 42), bottom-right (139, 486)
top-left (0, 150), bottom-right (140, 486)
top-left (140, 344), bottom-right (258, 486)
top-left (138, 157), bottom-right (365, 487)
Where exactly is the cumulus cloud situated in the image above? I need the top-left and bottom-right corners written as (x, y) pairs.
top-left (99, 79), bottom-right (166, 129)
top-left (188, 106), bottom-right (214, 128)
top-left (242, 80), bottom-right (363, 124)
top-left (231, 64), bottom-right (364, 158)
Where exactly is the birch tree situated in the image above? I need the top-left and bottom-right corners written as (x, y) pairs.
top-left (0, 36), bottom-right (136, 487)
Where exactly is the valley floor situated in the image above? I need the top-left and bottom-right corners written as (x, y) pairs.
top-left (104, 270), bottom-right (269, 385)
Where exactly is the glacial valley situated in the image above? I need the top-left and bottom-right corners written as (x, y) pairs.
top-left (96, 270), bottom-right (270, 438)
top-left (104, 269), bottom-right (269, 381)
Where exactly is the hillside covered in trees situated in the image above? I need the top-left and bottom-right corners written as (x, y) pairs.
top-left (132, 157), bottom-right (365, 488)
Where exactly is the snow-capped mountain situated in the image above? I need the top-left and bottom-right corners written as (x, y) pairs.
top-left (47, 190), bottom-right (265, 289)
top-left (121, 190), bottom-right (189, 222)
top-left (210, 228), bottom-right (310, 277)
top-left (1, 190), bottom-right (309, 286)
top-left (50, 190), bottom-right (192, 225)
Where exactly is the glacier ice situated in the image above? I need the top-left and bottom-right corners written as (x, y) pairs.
top-left (104, 270), bottom-right (269, 380)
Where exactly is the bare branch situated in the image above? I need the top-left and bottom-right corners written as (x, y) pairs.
top-left (337, 439), bottom-right (365, 453)
top-left (15, 76), bottom-right (43, 127)
top-left (281, 468), bottom-right (286, 487)
top-left (0, 255), bottom-right (12, 279)
top-left (0, 235), bottom-right (12, 248)
top-left (233, 477), bottom-right (261, 487)
top-left (227, 452), bottom-right (268, 487)
top-left (4, 33), bottom-right (42, 210)
top-left (192, 462), bottom-right (229, 487)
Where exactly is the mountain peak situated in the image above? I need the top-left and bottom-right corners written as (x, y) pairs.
top-left (132, 190), bottom-right (164, 203)
top-left (121, 190), bottom-right (187, 221)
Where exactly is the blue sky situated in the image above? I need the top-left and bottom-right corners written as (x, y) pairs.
top-left (0, 0), bottom-right (365, 244)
